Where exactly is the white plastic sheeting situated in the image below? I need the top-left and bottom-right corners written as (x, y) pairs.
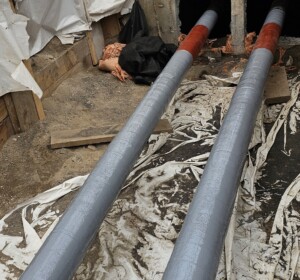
top-left (0, 0), bottom-right (42, 97)
top-left (217, 78), bottom-right (300, 279)
top-left (15, 0), bottom-right (90, 56)
top-left (1, 77), bottom-right (300, 279)
top-left (0, 175), bottom-right (88, 279)
top-left (15, 0), bottom-right (134, 56)
top-left (87, 0), bottom-right (135, 22)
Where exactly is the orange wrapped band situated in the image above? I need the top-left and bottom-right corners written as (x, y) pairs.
top-left (178, 25), bottom-right (209, 59)
top-left (253, 23), bottom-right (282, 54)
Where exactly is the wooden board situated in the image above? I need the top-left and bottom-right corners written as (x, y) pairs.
top-left (88, 21), bottom-right (105, 63)
top-left (32, 37), bottom-right (90, 98)
top-left (32, 93), bottom-right (46, 120)
top-left (101, 14), bottom-right (121, 43)
top-left (11, 91), bottom-right (39, 132)
top-left (3, 94), bottom-right (21, 133)
top-left (0, 97), bottom-right (8, 123)
top-left (51, 119), bottom-right (173, 149)
top-left (264, 66), bottom-right (291, 105)
top-left (0, 117), bottom-right (14, 150)
top-left (23, 59), bottom-right (46, 120)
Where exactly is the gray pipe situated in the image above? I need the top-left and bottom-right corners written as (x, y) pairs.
top-left (163, 4), bottom-right (286, 280)
top-left (20, 9), bottom-right (218, 280)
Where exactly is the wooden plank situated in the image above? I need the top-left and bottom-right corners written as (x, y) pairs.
top-left (51, 119), bottom-right (173, 149)
top-left (32, 93), bottom-right (45, 120)
top-left (32, 37), bottom-right (90, 98)
top-left (0, 117), bottom-right (14, 150)
top-left (101, 14), bottom-right (121, 43)
top-left (23, 59), bottom-right (46, 120)
top-left (11, 91), bottom-right (39, 132)
top-left (279, 36), bottom-right (300, 48)
top-left (0, 97), bottom-right (8, 123)
top-left (231, 0), bottom-right (246, 54)
top-left (9, 0), bottom-right (16, 12)
top-left (42, 60), bottom-right (89, 98)
top-left (3, 94), bottom-right (21, 133)
top-left (90, 22), bottom-right (105, 61)
top-left (86, 31), bottom-right (99, 66)
top-left (264, 66), bottom-right (291, 105)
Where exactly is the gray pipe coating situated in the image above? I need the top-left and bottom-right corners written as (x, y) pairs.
top-left (163, 3), bottom-right (286, 280)
top-left (20, 8), bottom-right (218, 280)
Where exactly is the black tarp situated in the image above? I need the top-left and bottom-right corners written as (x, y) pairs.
top-left (118, 0), bottom-right (148, 44)
top-left (119, 36), bottom-right (177, 85)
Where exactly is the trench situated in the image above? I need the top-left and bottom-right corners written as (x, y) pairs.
top-left (179, 0), bottom-right (300, 37)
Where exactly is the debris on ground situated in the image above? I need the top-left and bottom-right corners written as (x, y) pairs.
top-left (119, 36), bottom-right (177, 85)
top-left (98, 35), bottom-right (176, 85)
top-left (98, 43), bottom-right (129, 82)
top-left (178, 32), bottom-right (257, 56)
top-left (210, 32), bottom-right (256, 55)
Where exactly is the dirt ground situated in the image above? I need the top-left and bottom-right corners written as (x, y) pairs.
top-left (0, 66), bottom-right (150, 218)
top-left (1, 43), bottom-right (300, 279)
top-left (0, 49), bottom-right (245, 218)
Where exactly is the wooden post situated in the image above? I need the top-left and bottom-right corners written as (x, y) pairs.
top-left (86, 22), bottom-right (105, 65)
top-left (86, 31), bottom-right (99, 66)
top-left (100, 14), bottom-right (121, 44)
top-left (139, 0), bottom-right (180, 44)
top-left (231, 0), bottom-right (246, 54)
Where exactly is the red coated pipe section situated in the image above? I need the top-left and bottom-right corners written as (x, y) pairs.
top-left (178, 25), bottom-right (209, 59)
top-left (254, 23), bottom-right (282, 53)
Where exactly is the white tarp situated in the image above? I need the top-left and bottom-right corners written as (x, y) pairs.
top-left (15, 0), bottom-right (90, 56)
top-left (217, 78), bottom-right (300, 279)
top-left (14, 0), bottom-right (134, 56)
top-left (2, 76), bottom-right (300, 279)
top-left (0, 0), bottom-right (42, 97)
top-left (86, 0), bottom-right (135, 22)
top-left (0, 175), bottom-right (88, 279)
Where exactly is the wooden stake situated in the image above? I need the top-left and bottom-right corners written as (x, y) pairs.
top-left (231, 0), bottom-right (246, 54)
top-left (86, 31), bottom-right (99, 66)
